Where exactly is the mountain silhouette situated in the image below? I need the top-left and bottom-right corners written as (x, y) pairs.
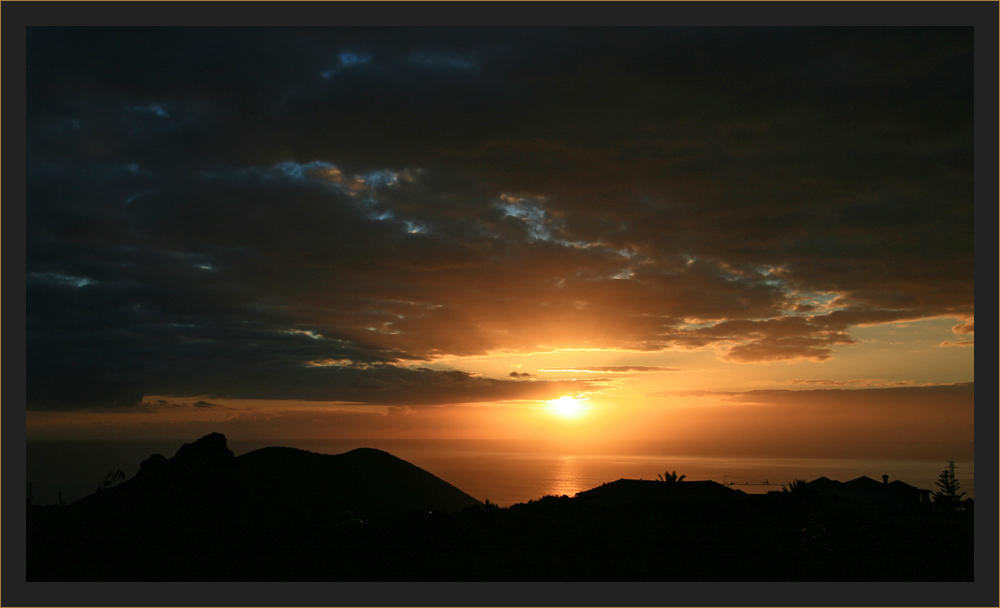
top-left (27, 434), bottom-right (972, 582)
top-left (70, 433), bottom-right (483, 522)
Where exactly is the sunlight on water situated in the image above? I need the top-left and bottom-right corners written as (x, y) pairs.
top-left (544, 455), bottom-right (586, 498)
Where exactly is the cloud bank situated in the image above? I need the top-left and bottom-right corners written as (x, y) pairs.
top-left (26, 27), bottom-right (973, 409)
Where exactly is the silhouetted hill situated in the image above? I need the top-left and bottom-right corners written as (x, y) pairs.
top-left (27, 434), bottom-right (485, 580)
top-left (26, 434), bottom-right (973, 582)
top-left (67, 433), bottom-right (482, 522)
top-left (232, 445), bottom-right (483, 519)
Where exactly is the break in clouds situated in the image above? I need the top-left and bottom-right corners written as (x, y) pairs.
top-left (26, 27), bottom-right (973, 409)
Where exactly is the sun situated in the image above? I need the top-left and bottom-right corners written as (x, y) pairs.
top-left (547, 395), bottom-right (587, 419)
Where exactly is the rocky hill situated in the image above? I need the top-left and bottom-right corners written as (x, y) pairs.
top-left (68, 433), bottom-right (482, 522)
top-left (27, 433), bottom-right (483, 580)
top-left (26, 433), bottom-right (973, 582)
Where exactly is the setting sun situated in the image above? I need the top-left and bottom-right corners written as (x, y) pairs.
top-left (548, 396), bottom-right (587, 419)
top-left (22, 23), bottom-right (977, 587)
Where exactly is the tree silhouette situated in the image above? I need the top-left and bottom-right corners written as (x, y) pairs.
top-left (98, 469), bottom-right (127, 491)
top-left (932, 462), bottom-right (966, 508)
top-left (781, 479), bottom-right (812, 494)
top-left (658, 470), bottom-right (686, 483)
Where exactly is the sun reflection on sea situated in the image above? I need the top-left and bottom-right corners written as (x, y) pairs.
top-left (544, 454), bottom-right (585, 497)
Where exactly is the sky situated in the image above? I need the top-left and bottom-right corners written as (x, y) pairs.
top-left (24, 26), bottom-right (974, 460)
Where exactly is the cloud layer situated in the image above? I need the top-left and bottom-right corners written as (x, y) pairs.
top-left (26, 27), bottom-right (974, 409)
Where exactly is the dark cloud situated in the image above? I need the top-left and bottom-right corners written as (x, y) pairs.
top-left (26, 27), bottom-right (974, 409)
top-left (134, 400), bottom-right (232, 412)
top-left (785, 379), bottom-right (917, 388)
top-left (541, 366), bottom-right (680, 373)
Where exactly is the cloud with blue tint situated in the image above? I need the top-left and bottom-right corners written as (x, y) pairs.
top-left (25, 27), bottom-right (974, 409)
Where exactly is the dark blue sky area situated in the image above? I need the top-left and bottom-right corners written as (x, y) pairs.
top-left (25, 25), bottom-right (975, 410)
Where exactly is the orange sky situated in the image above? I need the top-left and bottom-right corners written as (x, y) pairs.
top-left (26, 28), bottom-right (975, 461)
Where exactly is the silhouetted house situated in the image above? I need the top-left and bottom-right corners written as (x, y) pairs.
top-left (886, 479), bottom-right (933, 504)
top-left (575, 478), bottom-right (745, 508)
top-left (803, 475), bottom-right (931, 505)
top-left (842, 475), bottom-right (886, 499)
top-left (806, 476), bottom-right (841, 492)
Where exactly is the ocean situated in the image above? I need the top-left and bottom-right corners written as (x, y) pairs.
top-left (25, 438), bottom-right (975, 507)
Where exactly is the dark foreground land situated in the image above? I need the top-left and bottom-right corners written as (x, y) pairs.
top-left (27, 434), bottom-right (973, 581)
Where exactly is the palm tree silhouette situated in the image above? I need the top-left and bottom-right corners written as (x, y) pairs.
top-left (658, 470), bottom-right (686, 483)
top-left (782, 479), bottom-right (809, 493)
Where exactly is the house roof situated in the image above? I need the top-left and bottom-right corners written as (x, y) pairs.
top-left (806, 476), bottom-right (841, 489)
top-left (575, 478), bottom-right (744, 507)
top-left (888, 479), bottom-right (920, 492)
top-left (842, 476), bottom-right (885, 490)
top-left (799, 475), bottom-right (932, 504)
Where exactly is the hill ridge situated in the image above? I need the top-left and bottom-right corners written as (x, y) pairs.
top-left (72, 433), bottom-right (483, 519)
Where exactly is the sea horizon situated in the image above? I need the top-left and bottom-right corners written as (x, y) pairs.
top-left (26, 437), bottom-right (975, 508)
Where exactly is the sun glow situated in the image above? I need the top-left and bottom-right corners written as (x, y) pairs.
top-left (547, 395), bottom-right (587, 419)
